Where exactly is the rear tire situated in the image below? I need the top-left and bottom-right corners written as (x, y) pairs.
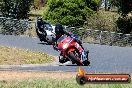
top-left (46, 36), bottom-right (55, 45)
top-left (69, 52), bottom-right (82, 66)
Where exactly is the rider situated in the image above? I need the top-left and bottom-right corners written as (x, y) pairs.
top-left (37, 17), bottom-right (46, 32)
top-left (53, 24), bottom-right (90, 65)
top-left (53, 23), bottom-right (84, 50)
top-left (36, 17), bottom-right (48, 41)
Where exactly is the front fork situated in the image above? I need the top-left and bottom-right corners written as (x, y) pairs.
top-left (81, 50), bottom-right (89, 62)
top-left (75, 43), bottom-right (89, 63)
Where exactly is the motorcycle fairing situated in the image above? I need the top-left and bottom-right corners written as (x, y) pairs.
top-left (57, 34), bottom-right (87, 65)
top-left (75, 42), bottom-right (87, 63)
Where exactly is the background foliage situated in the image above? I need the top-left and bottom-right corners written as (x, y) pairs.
top-left (44, 0), bottom-right (100, 27)
top-left (32, 0), bottom-right (47, 10)
top-left (86, 10), bottom-right (119, 32)
top-left (116, 17), bottom-right (132, 34)
top-left (1, 0), bottom-right (32, 19)
top-left (109, 0), bottom-right (132, 17)
top-left (108, 0), bottom-right (132, 33)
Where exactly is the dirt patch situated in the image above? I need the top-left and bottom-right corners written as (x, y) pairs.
top-left (0, 71), bottom-right (77, 81)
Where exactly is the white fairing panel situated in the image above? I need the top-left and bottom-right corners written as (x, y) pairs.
top-left (45, 25), bottom-right (56, 43)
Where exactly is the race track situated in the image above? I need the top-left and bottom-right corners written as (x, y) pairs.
top-left (0, 34), bottom-right (132, 73)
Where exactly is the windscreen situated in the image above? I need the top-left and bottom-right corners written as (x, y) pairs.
top-left (57, 35), bottom-right (67, 44)
top-left (44, 23), bottom-right (53, 31)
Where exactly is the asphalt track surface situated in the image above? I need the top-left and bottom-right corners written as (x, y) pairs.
top-left (0, 34), bottom-right (132, 73)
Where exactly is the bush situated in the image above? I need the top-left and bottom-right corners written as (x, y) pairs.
top-left (32, 0), bottom-right (47, 9)
top-left (44, 0), bottom-right (99, 27)
top-left (116, 17), bottom-right (132, 34)
top-left (110, 0), bottom-right (132, 34)
top-left (110, 0), bottom-right (132, 17)
top-left (85, 11), bottom-right (119, 32)
top-left (0, 0), bottom-right (3, 12)
top-left (1, 0), bottom-right (32, 19)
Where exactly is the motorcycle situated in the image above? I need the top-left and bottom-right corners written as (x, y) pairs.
top-left (35, 19), bottom-right (56, 44)
top-left (56, 34), bottom-right (90, 66)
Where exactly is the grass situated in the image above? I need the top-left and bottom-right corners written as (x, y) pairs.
top-left (0, 78), bottom-right (131, 88)
top-left (0, 71), bottom-right (131, 88)
top-left (0, 46), bottom-right (53, 65)
top-left (0, 70), bottom-right (131, 88)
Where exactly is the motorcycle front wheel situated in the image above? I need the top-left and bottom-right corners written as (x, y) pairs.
top-left (69, 52), bottom-right (82, 66)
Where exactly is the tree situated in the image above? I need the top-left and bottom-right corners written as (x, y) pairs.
top-left (0, 0), bottom-right (3, 12)
top-left (44, 0), bottom-right (99, 27)
top-left (113, 0), bottom-right (132, 34)
top-left (109, 0), bottom-right (132, 17)
top-left (1, 0), bottom-right (32, 19)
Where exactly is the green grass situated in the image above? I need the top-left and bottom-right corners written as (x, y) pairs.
top-left (0, 46), bottom-right (53, 65)
top-left (0, 78), bottom-right (131, 88)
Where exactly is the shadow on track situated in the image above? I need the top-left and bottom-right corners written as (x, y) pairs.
top-left (37, 42), bottom-right (53, 45)
top-left (59, 64), bottom-right (77, 66)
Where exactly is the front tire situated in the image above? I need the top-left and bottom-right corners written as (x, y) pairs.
top-left (69, 52), bottom-right (82, 66)
top-left (45, 36), bottom-right (55, 45)
top-left (84, 50), bottom-right (90, 66)
top-left (83, 60), bottom-right (90, 66)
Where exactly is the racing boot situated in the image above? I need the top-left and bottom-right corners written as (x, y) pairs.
top-left (59, 56), bottom-right (66, 63)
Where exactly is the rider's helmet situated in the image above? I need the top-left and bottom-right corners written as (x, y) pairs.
top-left (55, 24), bottom-right (64, 35)
top-left (37, 17), bottom-right (44, 29)
top-left (37, 17), bottom-right (47, 25)
top-left (37, 17), bottom-right (43, 22)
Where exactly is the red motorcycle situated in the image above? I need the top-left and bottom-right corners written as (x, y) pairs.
top-left (56, 34), bottom-right (90, 66)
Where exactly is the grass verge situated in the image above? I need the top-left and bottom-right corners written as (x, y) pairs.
top-left (0, 76), bottom-right (131, 88)
top-left (0, 71), bottom-right (131, 88)
top-left (0, 46), bottom-right (53, 65)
